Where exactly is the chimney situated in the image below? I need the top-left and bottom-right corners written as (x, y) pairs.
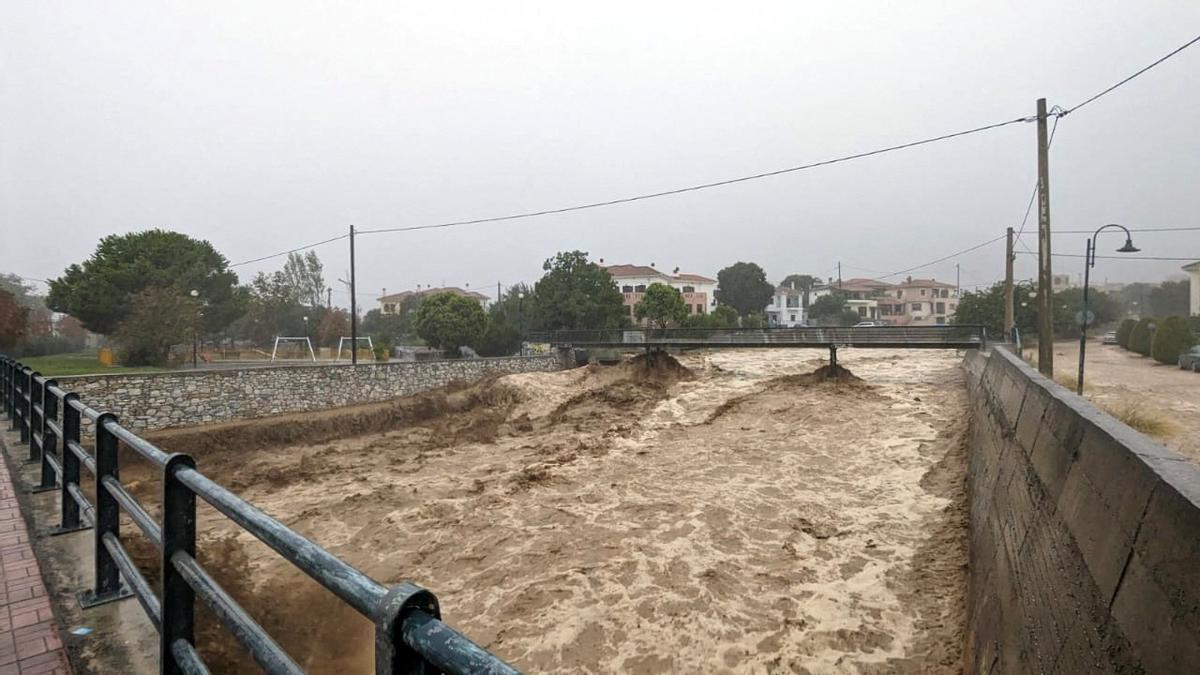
top-left (906, 276), bottom-right (913, 283)
top-left (382, 287), bottom-right (386, 298)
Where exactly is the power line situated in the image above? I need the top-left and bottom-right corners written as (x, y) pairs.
top-left (880, 234), bottom-right (1007, 279)
top-left (1016, 251), bottom-right (1199, 261)
top-left (1051, 226), bottom-right (1200, 235)
top-left (229, 234), bottom-right (350, 268)
top-left (1062, 33), bottom-right (1200, 116)
top-left (357, 116), bottom-right (1036, 237)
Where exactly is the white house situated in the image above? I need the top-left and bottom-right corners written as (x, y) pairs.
top-left (766, 286), bottom-right (806, 327)
top-left (1185, 261), bottom-right (1200, 315)
top-left (602, 263), bottom-right (717, 323)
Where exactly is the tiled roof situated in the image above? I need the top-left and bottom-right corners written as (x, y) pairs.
top-left (379, 287), bottom-right (489, 302)
top-left (674, 272), bottom-right (717, 283)
top-left (603, 264), bottom-right (669, 279)
top-left (897, 278), bottom-right (956, 289)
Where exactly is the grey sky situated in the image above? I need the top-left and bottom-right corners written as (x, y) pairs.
top-left (3, 1), bottom-right (1198, 308)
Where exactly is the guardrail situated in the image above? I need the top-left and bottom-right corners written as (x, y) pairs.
top-left (529, 325), bottom-right (988, 348)
top-left (0, 354), bottom-right (517, 675)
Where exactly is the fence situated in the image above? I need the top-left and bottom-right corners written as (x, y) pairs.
top-left (0, 355), bottom-right (517, 675)
top-left (529, 324), bottom-right (988, 348)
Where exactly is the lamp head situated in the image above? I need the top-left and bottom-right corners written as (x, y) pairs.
top-left (1116, 237), bottom-right (1139, 253)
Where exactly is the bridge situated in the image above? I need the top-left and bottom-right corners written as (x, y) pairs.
top-left (530, 325), bottom-right (987, 367)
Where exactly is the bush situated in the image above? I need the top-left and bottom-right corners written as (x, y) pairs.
top-left (1128, 317), bottom-right (1156, 356)
top-left (1115, 318), bottom-right (1136, 349)
top-left (413, 292), bottom-right (487, 355)
top-left (477, 318), bottom-right (521, 357)
top-left (1151, 315), bottom-right (1195, 365)
top-left (115, 288), bottom-right (197, 366)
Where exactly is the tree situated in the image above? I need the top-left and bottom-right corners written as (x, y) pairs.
top-left (316, 309), bottom-right (350, 348)
top-left (681, 304), bottom-right (739, 330)
top-left (716, 262), bottom-right (774, 317)
top-left (1115, 318), bottom-right (1136, 349)
top-left (1151, 316), bottom-right (1195, 365)
top-left (1148, 281), bottom-right (1190, 318)
top-left (0, 290), bottom-right (30, 350)
top-left (115, 288), bottom-right (198, 366)
top-left (634, 283), bottom-right (687, 328)
top-left (361, 306), bottom-right (420, 345)
top-left (279, 251), bottom-right (327, 308)
top-left (414, 292), bottom-right (487, 355)
top-left (477, 315), bottom-right (522, 357)
top-left (47, 230), bottom-right (243, 335)
top-left (1052, 288), bottom-right (1119, 338)
top-left (1129, 317), bottom-right (1156, 356)
top-left (531, 251), bottom-right (627, 330)
top-left (807, 294), bottom-right (848, 326)
top-left (779, 274), bottom-right (818, 309)
top-left (489, 283), bottom-right (536, 332)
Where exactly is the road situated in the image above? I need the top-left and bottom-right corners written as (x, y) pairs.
top-left (1051, 340), bottom-right (1200, 463)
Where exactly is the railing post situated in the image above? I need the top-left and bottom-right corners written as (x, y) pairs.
top-left (18, 368), bottom-right (31, 443)
top-left (33, 380), bottom-right (58, 492)
top-left (51, 394), bottom-right (89, 535)
top-left (27, 374), bottom-right (43, 462)
top-left (374, 582), bottom-right (441, 675)
top-left (161, 453), bottom-right (197, 675)
top-left (79, 413), bottom-right (132, 607)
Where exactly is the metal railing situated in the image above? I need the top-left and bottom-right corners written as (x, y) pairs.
top-left (530, 324), bottom-right (988, 348)
top-left (0, 354), bottom-right (518, 675)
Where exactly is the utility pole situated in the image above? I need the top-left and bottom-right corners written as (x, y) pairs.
top-left (327, 287), bottom-right (332, 309)
top-left (837, 262), bottom-right (842, 292)
top-left (497, 281), bottom-right (501, 304)
top-left (1004, 227), bottom-right (1015, 340)
top-left (955, 263), bottom-right (960, 296)
top-left (349, 225), bottom-right (358, 366)
top-left (1036, 98), bottom-right (1053, 377)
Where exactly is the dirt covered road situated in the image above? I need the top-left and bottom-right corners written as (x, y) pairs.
top-left (134, 349), bottom-right (968, 673)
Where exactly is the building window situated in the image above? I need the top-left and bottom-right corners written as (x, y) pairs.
top-left (626, 305), bottom-right (633, 315)
top-left (920, 289), bottom-right (926, 296)
top-left (384, 303), bottom-right (395, 313)
top-left (622, 285), bottom-right (633, 293)
top-left (682, 285), bottom-right (695, 293)
top-left (936, 302), bottom-right (945, 314)
top-left (936, 316), bottom-right (946, 325)
top-left (896, 290), bottom-right (903, 298)
top-left (790, 314), bottom-right (796, 322)
top-left (686, 304), bottom-right (693, 314)
top-left (635, 284), bottom-right (646, 293)
top-left (858, 306), bottom-right (867, 316)
top-left (696, 304), bottom-right (704, 314)
top-left (911, 303), bottom-right (922, 312)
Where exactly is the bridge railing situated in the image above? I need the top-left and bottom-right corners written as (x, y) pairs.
top-left (0, 354), bottom-right (517, 675)
top-left (529, 324), bottom-right (987, 347)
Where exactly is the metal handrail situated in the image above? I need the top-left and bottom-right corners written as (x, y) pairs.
top-left (0, 354), bottom-right (518, 674)
top-left (530, 324), bottom-right (989, 347)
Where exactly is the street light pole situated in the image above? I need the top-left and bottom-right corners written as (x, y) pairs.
top-left (1076, 224), bottom-right (1139, 394)
top-left (189, 289), bottom-right (200, 369)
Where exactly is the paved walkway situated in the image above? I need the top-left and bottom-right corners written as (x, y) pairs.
top-left (0, 437), bottom-right (70, 675)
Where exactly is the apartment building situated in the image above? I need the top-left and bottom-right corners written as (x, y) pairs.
top-left (810, 278), bottom-right (897, 321)
top-left (891, 277), bottom-right (959, 325)
top-left (603, 264), bottom-right (717, 322)
top-left (767, 286), bottom-right (806, 327)
top-left (377, 286), bottom-right (490, 315)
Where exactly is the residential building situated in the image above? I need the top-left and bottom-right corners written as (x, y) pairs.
top-left (377, 286), bottom-right (490, 315)
top-left (602, 264), bottom-right (717, 322)
top-left (1184, 261), bottom-right (1200, 315)
top-left (1051, 273), bottom-right (1075, 292)
top-left (809, 278), bottom-right (898, 322)
top-left (766, 286), bottom-right (806, 327)
top-left (892, 277), bottom-right (959, 325)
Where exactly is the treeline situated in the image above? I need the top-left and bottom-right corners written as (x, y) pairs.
top-left (1113, 315), bottom-right (1199, 365)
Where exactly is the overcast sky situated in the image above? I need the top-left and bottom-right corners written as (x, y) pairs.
top-left (2, 2), bottom-right (1198, 307)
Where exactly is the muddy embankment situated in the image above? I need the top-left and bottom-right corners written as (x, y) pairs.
top-left (114, 349), bottom-right (967, 673)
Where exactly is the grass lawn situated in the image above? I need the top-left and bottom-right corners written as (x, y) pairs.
top-left (15, 352), bottom-right (166, 377)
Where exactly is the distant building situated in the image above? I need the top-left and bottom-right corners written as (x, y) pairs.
top-left (1184, 261), bottom-right (1200, 315)
top-left (809, 278), bottom-right (899, 323)
top-left (1051, 273), bottom-right (1075, 292)
top-left (602, 264), bottom-right (717, 323)
top-left (892, 277), bottom-right (959, 325)
top-left (377, 286), bottom-right (490, 315)
top-left (766, 286), bottom-right (806, 327)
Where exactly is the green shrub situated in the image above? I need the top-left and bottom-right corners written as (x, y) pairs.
top-left (1115, 318), bottom-right (1136, 349)
top-left (1128, 317), bottom-right (1156, 356)
top-left (1151, 315), bottom-right (1195, 365)
top-left (1189, 315), bottom-right (1200, 336)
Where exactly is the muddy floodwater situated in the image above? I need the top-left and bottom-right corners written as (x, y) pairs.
top-left (128, 348), bottom-right (968, 673)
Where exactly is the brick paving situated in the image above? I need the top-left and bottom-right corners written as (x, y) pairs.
top-left (0, 445), bottom-right (70, 675)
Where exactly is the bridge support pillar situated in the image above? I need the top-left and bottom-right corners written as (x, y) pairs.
top-left (829, 345), bottom-right (838, 370)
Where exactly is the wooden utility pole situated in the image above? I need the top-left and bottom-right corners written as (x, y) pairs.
top-left (1004, 227), bottom-right (1015, 340)
top-left (349, 224), bottom-right (358, 365)
top-left (1036, 98), bottom-right (1053, 376)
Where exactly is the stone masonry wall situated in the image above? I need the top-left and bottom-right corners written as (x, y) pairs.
top-left (964, 346), bottom-right (1200, 673)
top-left (54, 355), bottom-right (562, 432)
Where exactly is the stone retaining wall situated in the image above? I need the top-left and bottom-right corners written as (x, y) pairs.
top-left (964, 346), bottom-right (1200, 673)
top-left (55, 355), bottom-right (563, 432)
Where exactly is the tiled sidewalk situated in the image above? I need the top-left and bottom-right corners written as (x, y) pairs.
top-left (0, 446), bottom-right (70, 675)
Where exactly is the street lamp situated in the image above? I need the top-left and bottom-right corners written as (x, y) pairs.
top-left (517, 292), bottom-right (526, 355)
top-left (189, 289), bottom-right (200, 368)
top-left (1076, 224), bottom-right (1139, 394)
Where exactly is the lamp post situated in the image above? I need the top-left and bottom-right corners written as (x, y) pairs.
top-left (517, 292), bottom-right (526, 355)
top-left (1076, 224), bottom-right (1139, 394)
top-left (189, 289), bottom-right (200, 368)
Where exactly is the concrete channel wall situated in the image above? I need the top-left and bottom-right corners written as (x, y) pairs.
top-left (964, 346), bottom-right (1200, 673)
top-left (53, 354), bottom-right (564, 432)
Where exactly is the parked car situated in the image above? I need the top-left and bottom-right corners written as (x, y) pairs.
top-left (853, 321), bottom-right (889, 328)
top-left (1179, 346), bottom-right (1200, 372)
top-left (1101, 331), bottom-right (1118, 345)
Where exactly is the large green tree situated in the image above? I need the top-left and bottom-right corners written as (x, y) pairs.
top-left (716, 262), bottom-right (774, 317)
top-left (47, 230), bottom-right (243, 335)
top-left (114, 287), bottom-right (198, 366)
top-left (531, 251), bottom-right (627, 330)
top-left (952, 282), bottom-right (1038, 339)
top-left (0, 290), bottom-right (30, 350)
top-left (635, 283), bottom-right (688, 329)
top-left (807, 294), bottom-right (849, 326)
top-left (414, 292), bottom-right (488, 355)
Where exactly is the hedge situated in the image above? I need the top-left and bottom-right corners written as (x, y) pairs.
top-left (1116, 318), bottom-right (1136, 349)
top-left (1129, 317), bottom-right (1156, 356)
top-left (1151, 315), bottom-right (1196, 365)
